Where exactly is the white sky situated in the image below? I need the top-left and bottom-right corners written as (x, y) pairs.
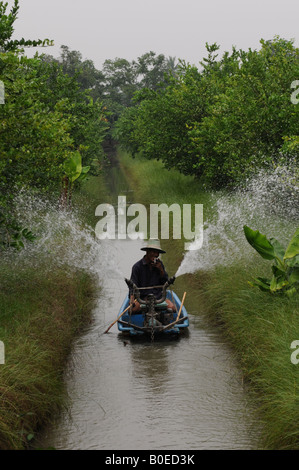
top-left (8, 0), bottom-right (299, 69)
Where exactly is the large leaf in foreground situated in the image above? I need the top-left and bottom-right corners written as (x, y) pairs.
top-left (284, 227), bottom-right (299, 261)
top-left (289, 267), bottom-right (299, 285)
top-left (286, 254), bottom-right (299, 267)
top-left (269, 237), bottom-right (285, 262)
top-left (243, 225), bottom-right (275, 260)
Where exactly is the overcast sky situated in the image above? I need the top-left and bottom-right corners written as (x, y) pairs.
top-left (9, 0), bottom-right (299, 69)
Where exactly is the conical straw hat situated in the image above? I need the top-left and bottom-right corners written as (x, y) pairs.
top-left (140, 238), bottom-right (166, 253)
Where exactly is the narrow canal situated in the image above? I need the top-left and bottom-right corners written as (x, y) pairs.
top-left (37, 164), bottom-right (259, 450)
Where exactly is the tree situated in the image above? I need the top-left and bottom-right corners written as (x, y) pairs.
top-left (136, 51), bottom-right (176, 90)
top-left (0, 1), bottom-right (110, 249)
top-left (101, 52), bottom-right (178, 125)
top-left (191, 37), bottom-right (299, 185)
top-left (0, 53), bottom-right (75, 198)
top-left (116, 38), bottom-right (299, 188)
top-left (116, 61), bottom-right (210, 176)
top-left (38, 54), bottom-right (109, 171)
top-left (45, 45), bottom-right (106, 100)
top-left (0, 0), bottom-right (53, 52)
top-left (102, 57), bottom-right (138, 111)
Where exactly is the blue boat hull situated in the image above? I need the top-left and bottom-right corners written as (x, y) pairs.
top-left (117, 291), bottom-right (189, 336)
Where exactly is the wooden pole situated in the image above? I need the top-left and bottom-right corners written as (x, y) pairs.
top-left (161, 292), bottom-right (187, 332)
top-left (104, 304), bottom-right (132, 334)
top-left (161, 315), bottom-right (188, 332)
top-left (176, 292), bottom-right (186, 321)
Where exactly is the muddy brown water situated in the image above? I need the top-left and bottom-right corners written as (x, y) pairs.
top-left (37, 167), bottom-right (260, 450)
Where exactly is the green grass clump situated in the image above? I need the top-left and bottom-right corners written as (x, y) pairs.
top-left (119, 150), bottom-right (212, 206)
top-left (192, 263), bottom-right (299, 449)
top-left (72, 172), bottom-right (113, 227)
top-left (0, 261), bottom-right (97, 449)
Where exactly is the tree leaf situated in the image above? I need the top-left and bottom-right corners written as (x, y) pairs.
top-left (270, 275), bottom-right (288, 293)
top-left (289, 268), bottom-right (299, 285)
top-left (272, 265), bottom-right (285, 277)
top-left (243, 225), bottom-right (276, 260)
top-left (284, 227), bottom-right (299, 261)
top-left (285, 287), bottom-right (297, 297)
top-left (269, 237), bottom-right (285, 262)
top-left (285, 254), bottom-right (299, 268)
top-left (251, 277), bottom-right (271, 291)
top-left (63, 152), bottom-right (82, 183)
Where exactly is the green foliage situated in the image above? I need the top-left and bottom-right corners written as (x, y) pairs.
top-left (63, 151), bottom-right (90, 184)
top-left (0, 52), bottom-right (75, 197)
top-left (37, 58), bottom-right (109, 172)
top-left (0, 2), bottom-right (73, 202)
top-left (244, 225), bottom-right (299, 296)
top-left (41, 46), bottom-right (179, 144)
top-left (0, 3), bottom-right (71, 200)
top-left (0, 50), bottom-right (108, 214)
top-left (102, 52), bottom-right (178, 126)
top-left (0, 208), bottom-right (36, 250)
top-left (0, 2), bottom-right (109, 195)
top-left (198, 261), bottom-right (299, 449)
top-left (0, 260), bottom-right (95, 449)
top-left (116, 64), bottom-right (205, 176)
top-left (0, 0), bottom-right (53, 52)
top-left (192, 37), bottom-right (299, 185)
top-left (116, 37), bottom-right (299, 188)
top-left (0, 2), bottom-right (109, 250)
top-left (41, 45), bottom-right (106, 102)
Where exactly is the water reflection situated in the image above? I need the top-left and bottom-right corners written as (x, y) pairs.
top-left (128, 341), bottom-right (177, 394)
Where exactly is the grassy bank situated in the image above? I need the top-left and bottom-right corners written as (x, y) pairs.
top-left (0, 171), bottom-right (109, 450)
top-left (0, 261), bottom-right (97, 449)
top-left (192, 266), bottom-right (299, 449)
top-left (119, 149), bottom-right (299, 450)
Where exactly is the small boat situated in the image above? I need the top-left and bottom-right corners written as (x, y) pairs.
top-left (117, 277), bottom-right (189, 338)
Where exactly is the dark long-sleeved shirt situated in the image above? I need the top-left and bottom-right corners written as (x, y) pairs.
top-left (129, 256), bottom-right (168, 300)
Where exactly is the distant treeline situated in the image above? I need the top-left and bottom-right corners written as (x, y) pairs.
top-left (42, 46), bottom-right (178, 125)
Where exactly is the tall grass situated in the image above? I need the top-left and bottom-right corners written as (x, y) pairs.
top-left (193, 264), bottom-right (299, 449)
top-left (119, 150), bottom-right (212, 207)
top-left (72, 173), bottom-right (114, 227)
top-left (0, 260), bottom-right (97, 449)
top-left (0, 172), bottom-right (109, 449)
top-left (118, 150), bottom-right (299, 449)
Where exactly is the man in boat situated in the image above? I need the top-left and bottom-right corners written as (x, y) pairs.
top-left (129, 239), bottom-right (176, 313)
